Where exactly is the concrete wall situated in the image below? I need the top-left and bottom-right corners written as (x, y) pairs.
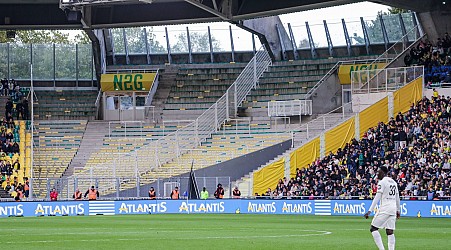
top-left (417, 10), bottom-right (451, 42)
top-left (351, 92), bottom-right (388, 113)
top-left (310, 74), bottom-right (342, 114)
top-left (424, 87), bottom-right (451, 98)
top-left (242, 16), bottom-right (292, 61)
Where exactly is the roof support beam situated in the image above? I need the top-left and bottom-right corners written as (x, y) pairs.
top-left (183, 0), bottom-right (230, 21)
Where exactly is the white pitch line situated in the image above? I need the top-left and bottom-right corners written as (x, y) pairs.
top-left (0, 230), bottom-right (332, 244)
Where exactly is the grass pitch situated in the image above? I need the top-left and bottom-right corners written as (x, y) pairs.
top-left (0, 214), bottom-right (449, 250)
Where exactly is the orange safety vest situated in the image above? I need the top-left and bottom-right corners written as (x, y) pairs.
top-left (171, 190), bottom-right (179, 199)
top-left (216, 188), bottom-right (224, 199)
top-left (74, 191), bottom-right (82, 200)
top-left (149, 190), bottom-right (156, 199)
top-left (18, 190), bottom-right (23, 198)
top-left (24, 183), bottom-right (29, 191)
top-left (232, 190), bottom-right (241, 198)
top-left (88, 189), bottom-right (97, 200)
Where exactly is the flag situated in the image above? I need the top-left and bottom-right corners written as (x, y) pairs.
top-left (187, 161), bottom-right (199, 199)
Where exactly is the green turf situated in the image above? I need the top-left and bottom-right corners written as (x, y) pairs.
top-left (0, 214), bottom-right (449, 249)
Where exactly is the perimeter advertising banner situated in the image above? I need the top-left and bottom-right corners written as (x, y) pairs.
top-left (100, 73), bottom-right (157, 92)
top-left (338, 63), bottom-right (386, 84)
top-left (1, 200), bottom-right (450, 218)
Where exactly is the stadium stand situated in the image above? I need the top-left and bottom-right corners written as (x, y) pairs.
top-left (257, 93), bottom-right (451, 200)
top-left (241, 57), bottom-right (377, 115)
top-left (32, 120), bottom-right (87, 198)
top-left (69, 120), bottom-right (291, 197)
top-left (0, 79), bottom-right (30, 199)
top-left (408, 35), bottom-right (451, 87)
top-left (161, 63), bottom-right (246, 121)
top-left (33, 90), bottom-right (98, 120)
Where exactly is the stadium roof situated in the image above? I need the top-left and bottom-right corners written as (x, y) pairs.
top-left (0, 0), bottom-right (447, 29)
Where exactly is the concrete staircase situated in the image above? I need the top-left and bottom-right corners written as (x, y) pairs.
top-left (151, 66), bottom-right (179, 123)
top-left (65, 121), bottom-right (110, 177)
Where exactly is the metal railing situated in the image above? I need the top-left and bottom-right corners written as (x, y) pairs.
top-left (145, 69), bottom-right (159, 106)
top-left (108, 121), bottom-right (143, 138)
top-left (268, 100), bottom-right (312, 117)
top-left (95, 89), bottom-right (102, 119)
top-left (76, 46), bottom-right (272, 181)
top-left (356, 24), bottom-right (426, 91)
top-left (299, 102), bottom-right (354, 140)
top-left (31, 176), bottom-right (232, 199)
top-left (304, 58), bottom-right (392, 100)
top-left (141, 105), bottom-right (155, 122)
top-left (351, 65), bottom-right (424, 94)
top-left (366, 24), bottom-right (424, 72)
top-left (307, 23), bottom-right (423, 101)
top-left (222, 118), bottom-right (251, 136)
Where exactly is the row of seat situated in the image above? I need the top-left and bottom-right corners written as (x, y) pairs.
top-left (32, 120), bottom-right (87, 198)
top-left (34, 91), bottom-right (98, 120)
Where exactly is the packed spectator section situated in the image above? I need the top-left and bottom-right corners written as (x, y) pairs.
top-left (407, 35), bottom-right (451, 86)
top-left (0, 78), bottom-right (30, 200)
top-left (259, 95), bottom-right (451, 201)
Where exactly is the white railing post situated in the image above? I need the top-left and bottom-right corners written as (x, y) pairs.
top-left (175, 131), bottom-right (180, 157)
top-left (195, 119), bottom-right (199, 146)
top-left (323, 116), bottom-right (326, 130)
top-left (124, 122), bottom-right (127, 138)
top-left (234, 83), bottom-right (237, 117)
top-left (214, 102), bottom-right (218, 131)
top-left (403, 68), bottom-right (408, 86)
top-left (385, 68), bottom-right (388, 92)
top-left (226, 90), bottom-right (229, 119)
top-left (253, 56), bottom-right (257, 88)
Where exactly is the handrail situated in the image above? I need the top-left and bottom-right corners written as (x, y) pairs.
top-left (145, 69), bottom-right (159, 106)
top-left (304, 58), bottom-right (392, 100)
top-left (298, 102), bottom-right (354, 140)
top-left (105, 69), bottom-right (159, 74)
top-left (78, 46), bottom-right (272, 181)
top-left (357, 23), bottom-right (426, 90)
top-left (268, 99), bottom-right (312, 117)
top-left (367, 24), bottom-right (422, 70)
top-left (95, 89), bottom-right (102, 120)
top-left (351, 65), bottom-right (424, 94)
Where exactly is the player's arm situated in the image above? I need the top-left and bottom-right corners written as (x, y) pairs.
top-left (364, 182), bottom-right (383, 219)
top-left (364, 192), bottom-right (381, 219)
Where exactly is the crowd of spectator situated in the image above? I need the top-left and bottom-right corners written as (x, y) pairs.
top-left (258, 94), bottom-right (451, 200)
top-left (0, 78), bottom-right (28, 201)
top-left (405, 34), bottom-right (451, 85)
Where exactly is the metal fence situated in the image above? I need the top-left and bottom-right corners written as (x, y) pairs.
top-left (0, 43), bottom-right (95, 82)
top-left (268, 100), bottom-right (312, 117)
top-left (32, 176), bottom-right (231, 200)
top-left (350, 65), bottom-right (424, 94)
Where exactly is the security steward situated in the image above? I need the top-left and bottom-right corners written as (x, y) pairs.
top-left (149, 187), bottom-right (156, 200)
top-left (232, 186), bottom-right (241, 199)
top-left (214, 183), bottom-right (224, 199)
top-left (73, 189), bottom-right (83, 200)
top-left (84, 186), bottom-right (99, 200)
top-left (170, 186), bottom-right (179, 199)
